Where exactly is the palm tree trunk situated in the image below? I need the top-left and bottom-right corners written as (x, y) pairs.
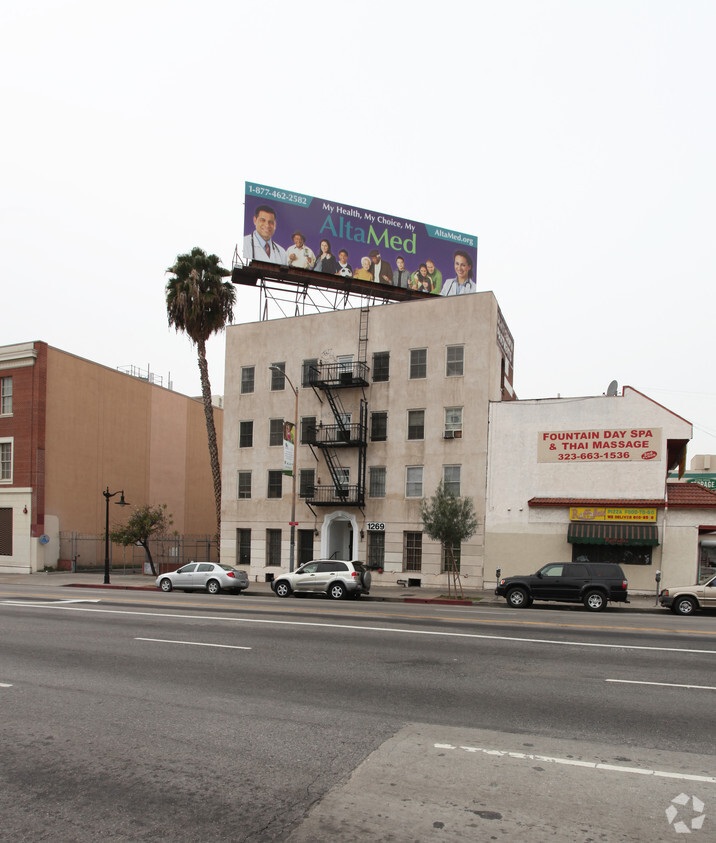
top-left (197, 338), bottom-right (222, 557)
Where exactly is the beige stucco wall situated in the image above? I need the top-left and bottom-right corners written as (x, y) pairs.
top-left (44, 347), bottom-right (220, 545)
top-left (221, 293), bottom-right (507, 586)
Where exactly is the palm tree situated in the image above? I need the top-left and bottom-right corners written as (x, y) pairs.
top-left (166, 247), bottom-right (235, 553)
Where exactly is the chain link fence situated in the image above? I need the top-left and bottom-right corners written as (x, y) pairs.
top-left (59, 532), bottom-right (218, 575)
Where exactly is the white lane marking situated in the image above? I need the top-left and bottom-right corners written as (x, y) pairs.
top-left (136, 638), bottom-right (251, 651)
top-left (0, 683), bottom-right (13, 687)
top-left (1, 599), bottom-right (101, 605)
top-left (4, 603), bottom-right (716, 655)
top-left (606, 678), bottom-right (716, 691)
top-left (435, 744), bottom-right (716, 784)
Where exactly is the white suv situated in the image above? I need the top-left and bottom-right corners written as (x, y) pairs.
top-left (271, 560), bottom-right (371, 600)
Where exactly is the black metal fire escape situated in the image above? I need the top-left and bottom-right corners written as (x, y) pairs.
top-left (307, 308), bottom-right (370, 508)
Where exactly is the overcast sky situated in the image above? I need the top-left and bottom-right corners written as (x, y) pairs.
top-left (4, 1), bottom-right (715, 463)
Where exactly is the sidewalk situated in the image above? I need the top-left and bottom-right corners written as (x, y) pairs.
top-left (0, 570), bottom-right (663, 612)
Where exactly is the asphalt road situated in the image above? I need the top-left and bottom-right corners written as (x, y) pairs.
top-left (1, 584), bottom-right (714, 841)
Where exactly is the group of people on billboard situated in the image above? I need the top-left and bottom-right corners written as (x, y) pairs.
top-left (243, 204), bottom-right (476, 296)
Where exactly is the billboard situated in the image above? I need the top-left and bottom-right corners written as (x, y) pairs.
top-left (242, 182), bottom-right (478, 296)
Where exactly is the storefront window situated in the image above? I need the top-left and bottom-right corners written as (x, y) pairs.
top-left (571, 544), bottom-right (652, 566)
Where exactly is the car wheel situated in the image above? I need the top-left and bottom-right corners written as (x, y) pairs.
top-left (506, 587), bottom-right (530, 608)
top-left (274, 580), bottom-right (292, 598)
top-left (206, 579), bottom-right (221, 595)
top-left (159, 578), bottom-right (172, 592)
top-left (583, 590), bottom-right (607, 611)
top-left (673, 596), bottom-right (696, 616)
top-left (328, 582), bottom-right (347, 600)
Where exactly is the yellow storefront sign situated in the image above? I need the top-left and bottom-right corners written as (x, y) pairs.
top-left (570, 507), bottom-right (657, 522)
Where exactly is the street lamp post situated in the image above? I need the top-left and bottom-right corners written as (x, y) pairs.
top-left (103, 487), bottom-right (130, 584)
top-left (269, 366), bottom-right (299, 572)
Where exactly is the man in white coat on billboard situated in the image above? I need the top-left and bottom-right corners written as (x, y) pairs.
top-left (243, 205), bottom-right (288, 264)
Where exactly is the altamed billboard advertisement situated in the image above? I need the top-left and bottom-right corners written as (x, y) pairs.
top-left (242, 182), bottom-right (478, 296)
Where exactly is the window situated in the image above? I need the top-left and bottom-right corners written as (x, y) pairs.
top-left (266, 529), bottom-right (282, 566)
top-left (443, 465), bottom-right (461, 496)
top-left (446, 345), bottom-right (464, 376)
top-left (298, 529), bottom-right (314, 566)
top-left (410, 348), bottom-right (427, 379)
top-left (239, 421), bottom-right (253, 448)
top-left (0, 377), bottom-right (11, 415)
top-left (300, 416), bottom-right (316, 445)
top-left (0, 508), bottom-right (12, 555)
top-left (267, 470), bottom-right (283, 499)
top-left (237, 528), bottom-right (251, 566)
top-left (240, 366), bottom-right (255, 394)
top-left (270, 362), bottom-right (285, 390)
top-left (237, 471), bottom-right (252, 499)
top-left (404, 532), bottom-right (422, 572)
top-left (337, 355), bottom-right (354, 376)
top-left (368, 465), bottom-right (385, 498)
top-left (335, 467), bottom-right (350, 497)
top-left (269, 418), bottom-right (284, 446)
top-left (367, 531), bottom-right (385, 569)
top-left (372, 351), bottom-right (390, 383)
top-left (442, 541), bottom-right (461, 573)
top-left (406, 466), bottom-right (423, 498)
top-left (299, 468), bottom-right (315, 499)
top-left (369, 466), bottom-right (386, 498)
top-left (571, 544), bottom-right (653, 566)
top-left (444, 407), bottom-right (463, 436)
top-left (407, 410), bottom-right (425, 441)
top-left (370, 411), bottom-right (387, 442)
top-left (0, 440), bottom-right (12, 483)
top-left (302, 358), bottom-right (318, 387)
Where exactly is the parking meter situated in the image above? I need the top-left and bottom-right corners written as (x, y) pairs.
top-left (655, 569), bottom-right (662, 605)
top-left (496, 567), bottom-right (502, 582)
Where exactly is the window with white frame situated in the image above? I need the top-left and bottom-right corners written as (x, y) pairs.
top-left (240, 366), bottom-right (255, 394)
top-left (0, 439), bottom-right (12, 483)
top-left (270, 362), bottom-right (285, 390)
top-left (0, 377), bottom-right (11, 415)
top-left (444, 407), bottom-right (463, 438)
top-left (446, 345), bottom-right (464, 376)
top-left (237, 471), bottom-right (252, 499)
top-left (269, 418), bottom-right (284, 446)
top-left (334, 467), bottom-right (350, 496)
top-left (404, 531), bottom-right (422, 571)
top-left (410, 348), bottom-right (427, 379)
top-left (443, 465), bottom-right (461, 496)
top-left (407, 409), bottom-right (425, 441)
top-left (405, 465), bottom-right (423, 498)
top-left (239, 420), bottom-right (254, 448)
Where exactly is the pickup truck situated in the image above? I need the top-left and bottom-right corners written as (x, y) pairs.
top-left (659, 574), bottom-right (716, 615)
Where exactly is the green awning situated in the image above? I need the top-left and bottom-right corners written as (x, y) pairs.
top-left (568, 522), bottom-right (659, 546)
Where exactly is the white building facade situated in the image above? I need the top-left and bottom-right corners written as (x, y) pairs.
top-left (220, 292), bottom-right (515, 587)
top-left (484, 387), bottom-right (711, 591)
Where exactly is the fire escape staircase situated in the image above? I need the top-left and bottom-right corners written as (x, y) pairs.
top-left (306, 308), bottom-right (370, 509)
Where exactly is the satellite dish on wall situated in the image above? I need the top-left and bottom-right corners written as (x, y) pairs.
top-left (606, 380), bottom-right (619, 396)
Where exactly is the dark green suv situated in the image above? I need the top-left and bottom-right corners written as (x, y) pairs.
top-left (495, 562), bottom-right (629, 611)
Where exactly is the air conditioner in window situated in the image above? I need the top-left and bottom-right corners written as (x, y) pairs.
top-left (454, 430), bottom-right (463, 438)
top-left (443, 430), bottom-right (455, 439)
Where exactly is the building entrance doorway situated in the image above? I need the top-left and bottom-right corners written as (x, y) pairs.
top-left (322, 511), bottom-right (358, 560)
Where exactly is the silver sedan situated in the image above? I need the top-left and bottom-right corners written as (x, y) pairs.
top-left (156, 562), bottom-right (249, 595)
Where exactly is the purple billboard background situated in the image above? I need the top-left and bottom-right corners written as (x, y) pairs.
top-left (242, 181), bottom-right (478, 296)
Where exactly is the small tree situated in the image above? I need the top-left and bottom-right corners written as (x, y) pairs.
top-left (109, 504), bottom-right (173, 577)
top-left (421, 482), bottom-right (478, 598)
